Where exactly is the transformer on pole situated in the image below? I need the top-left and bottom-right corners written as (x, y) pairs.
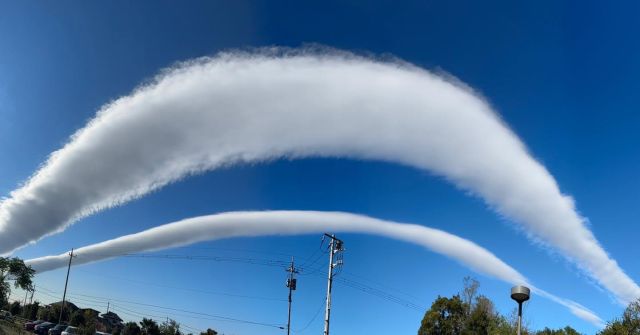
top-left (285, 257), bottom-right (298, 335)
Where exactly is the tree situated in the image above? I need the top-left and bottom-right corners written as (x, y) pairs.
top-left (622, 299), bottom-right (640, 333)
top-left (37, 306), bottom-right (53, 322)
top-left (160, 319), bottom-right (181, 335)
top-left (122, 322), bottom-right (141, 335)
top-left (598, 298), bottom-right (640, 334)
top-left (418, 277), bottom-right (579, 335)
top-left (70, 310), bottom-right (87, 327)
top-left (419, 295), bottom-right (467, 335)
top-left (598, 320), bottom-right (628, 335)
top-left (140, 318), bottom-right (161, 335)
top-left (199, 329), bottom-right (218, 335)
top-left (464, 296), bottom-right (495, 335)
top-left (536, 326), bottom-right (581, 335)
top-left (0, 257), bottom-right (35, 307)
top-left (461, 276), bottom-right (479, 316)
top-left (9, 301), bottom-right (22, 316)
top-left (23, 302), bottom-right (40, 320)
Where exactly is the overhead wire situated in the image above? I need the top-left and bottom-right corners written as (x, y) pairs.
top-left (36, 286), bottom-right (284, 330)
top-left (74, 268), bottom-right (286, 302)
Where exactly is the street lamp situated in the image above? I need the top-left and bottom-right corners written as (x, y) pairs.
top-left (511, 285), bottom-right (530, 335)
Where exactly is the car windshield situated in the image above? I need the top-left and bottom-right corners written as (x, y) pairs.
top-left (65, 327), bottom-right (77, 334)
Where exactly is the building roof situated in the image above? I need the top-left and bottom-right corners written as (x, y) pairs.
top-left (47, 301), bottom-right (80, 311)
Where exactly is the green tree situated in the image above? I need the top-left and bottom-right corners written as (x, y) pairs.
top-left (622, 300), bottom-right (640, 333)
top-left (122, 322), bottom-right (141, 335)
top-left (598, 298), bottom-right (640, 334)
top-left (598, 320), bottom-right (628, 335)
top-left (140, 318), bottom-right (161, 335)
top-left (419, 295), bottom-right (467, 335)
top-left (23, 302), bottom-right (40, 320)
top-left (70, 310), bottom-right (86, 327)
top-left (199, 329), bottom-right (218, 335)
top-left (463, 296), bottom-right (496, 335)
top-left (160, 319), bottom-right (181, 335)
top-left (0, 257), bottom-right (35, 307)
top-left (536, 326), bottom-right (581, 335)
top-left (37, 306), bottom-right (52, 322)
top-left (9, 301), bottom-right (22, 316)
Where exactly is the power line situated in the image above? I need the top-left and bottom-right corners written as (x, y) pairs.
top-left (300, 270), bottom-right (426, 312)
top-left (293, 298), bottom-right (325, 334)
top-left (75, 268), bottom-right (286, 302)
top-left (37, 286), bottom-right (284, 330)
top-left (77, 250), bottom-right (426, 313)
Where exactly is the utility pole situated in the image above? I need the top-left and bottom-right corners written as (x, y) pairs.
top-left (323, 234), bottom-right (344, 335)
top-left (59, 248), bottom-right (75, 324)
top-left (106, 301), bottom-right (110, 314)
top-left (285, 257), bottom-right (298, 335)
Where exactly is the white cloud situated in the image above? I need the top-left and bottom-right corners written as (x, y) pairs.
top-left (25, 210), bottom-right (604, 327)
top-left (0, 48), bottom-right (636, 304)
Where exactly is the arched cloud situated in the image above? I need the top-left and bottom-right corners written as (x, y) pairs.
top-left (1, 48), bottom-right (636, 304)
top-left (25, 210), bottom-right (604, 327)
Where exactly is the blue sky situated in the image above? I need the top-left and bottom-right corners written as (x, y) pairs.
top-left (1, 1), bottom-right (640, 334)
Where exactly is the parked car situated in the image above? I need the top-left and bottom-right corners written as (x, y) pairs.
top-left (61, 326), bottom-right (78, 335)
top-left (25, 320), bottom-right (45, 331)
top-left (95, 332), bottom-right (111, 335)
top-left (0, 310), bottom-right (12, 321)
top-left (49, 324), bottom-right (68, 335)
top-left (34, 322), bottom-right (56, 335)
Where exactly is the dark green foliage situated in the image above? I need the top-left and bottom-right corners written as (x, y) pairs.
top-left (0, 257), bottom-right (35, 307)
top-left (598, 299), bottom-right (640, 334)
top-left (417, 277), bottom-right (575, 335)
top-left (79, 321), bottom-right (96, 335)
top-left (536, 326), bottom-right (581, 335)
top-left (8, 301), bottom-right (21, 316)
top-left (199, 329), bottom-right (218, 335)
top-left (419, 295), bottom-right (467, 335)
top-left (37, 306), bottom-right (53, 322)
top-left (464, 296), bottom-right (495, 335)
top-left (122, 322), bottom-right (141, 335)
top-left (22, 302), bottom-right (40, 320)
top-left (70, 310), bottom-right (86, 327)
top-left (597, 320), bottom-right (627, 335)
top-left (159, 319), bottom-right (181, 335)
top-left (140, 318), bottom-right (161, 335)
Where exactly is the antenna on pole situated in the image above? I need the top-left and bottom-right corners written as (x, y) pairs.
top-left (285, 257), bottom-right (299, 335)
top-left (323, 233), bottom-right (344, 335)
